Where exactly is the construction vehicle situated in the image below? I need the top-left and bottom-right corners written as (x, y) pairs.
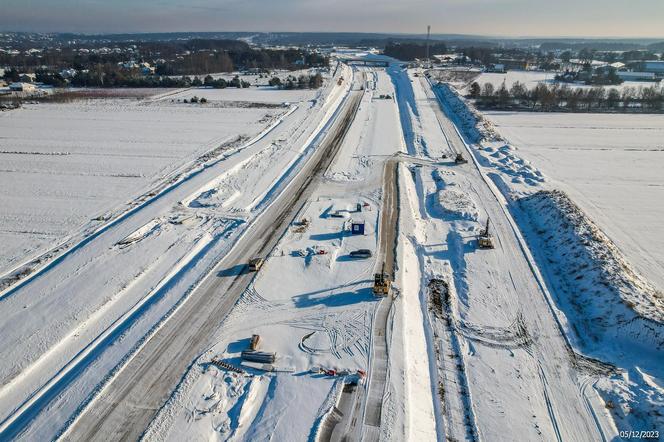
top-left (454, 153), bottom-right (468, 164)
top-left (373, 263), bottom-right (391, 296)
top-left (249, 334), bottom-right (261, 350)
top-left (478, 218), bottom-right (495, 249)
top-left (248, 257), bottom-right (264, 272)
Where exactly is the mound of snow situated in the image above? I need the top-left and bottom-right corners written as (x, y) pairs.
top-left (484, 144), bottom-right (546, 187)
top-left (436, 189), bottom-right (479, 221)
top-left (434, 83), bottom-right (502, 143)
top-left (519, 190), bottom-right (664, 431)
top-left (519, 190), bottom-right (663, 345)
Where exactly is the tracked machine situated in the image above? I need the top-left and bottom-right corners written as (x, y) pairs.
top-left (373, 263), bottom-right (391, 296)
top-left (478, 218), bottom-right (495, 249)
top-left (454, 153), bottom-right (468, 164)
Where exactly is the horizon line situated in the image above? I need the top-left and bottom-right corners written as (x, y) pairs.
top-left (1, 30), bottom-right (664, 41)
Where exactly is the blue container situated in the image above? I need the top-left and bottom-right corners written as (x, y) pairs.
top-left (351, 221), bottom-right (365, 235)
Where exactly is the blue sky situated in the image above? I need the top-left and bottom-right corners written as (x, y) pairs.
top-left (2, 0), bottom-right (662, 37)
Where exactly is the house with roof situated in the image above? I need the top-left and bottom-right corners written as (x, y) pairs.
top-left (9, 82), bottom-right (37, 92)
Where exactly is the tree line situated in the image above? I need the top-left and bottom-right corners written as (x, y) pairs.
top-left (383, 42), bottom-right (448, 61)
top-left (0, 39), bottom-right (328, 73)
top-left (468, 81), bottom-right (664, 112)
top-left (1, 38), bottom-right (328, 88)
top-left (268, 73), bottom-right (323, 89)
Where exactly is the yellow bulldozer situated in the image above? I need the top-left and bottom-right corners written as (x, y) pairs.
top-left (373, 263), bottom-right (391, 296)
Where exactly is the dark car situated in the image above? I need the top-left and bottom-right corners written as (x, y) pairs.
top-left (349, 249), bottom-right (372, 258)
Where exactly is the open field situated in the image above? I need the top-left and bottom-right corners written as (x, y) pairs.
top-left (452, 70), bottom-right (663, 94)
top-left (0, 91), bottom-right (307, 275)
top-left (484, 111), bottom-right (664, 291)
top-left (162, 86), bottom-right (317, 104)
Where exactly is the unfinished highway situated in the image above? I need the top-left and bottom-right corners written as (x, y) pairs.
top-left (422, 74), bottom-right (612, 440)
top-left (59, 74), bottom-right (365, 442)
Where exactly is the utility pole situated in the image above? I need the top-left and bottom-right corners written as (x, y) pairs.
top-left (425, 25), bottom-right (431, 69)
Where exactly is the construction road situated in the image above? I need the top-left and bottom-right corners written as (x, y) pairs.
top-left (424, 75), bottom-right (611, 441)
top-left (362, 158), bottom-right (399, 438)
top-left (63, 74), bottom-right (365, 442)
top-left (328, 145), bottom-right (401, 442)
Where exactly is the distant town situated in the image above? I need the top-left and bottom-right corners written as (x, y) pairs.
top-left (2, 32), bottom-right (663, 112)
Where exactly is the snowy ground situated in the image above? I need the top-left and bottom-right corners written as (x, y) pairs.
top-left (163, 86), bottom-right (316, 104)
top-left (3, 57), bottom-right (662, 441)
top-left (143, 62), bottom-right (658, 442)
top-left (143, 67), bottom-right (409, 442)
top-left (384, 67), bottom-right (618, 441)
top-left (432, 75), bottom-right (663, 435)
top-left (482, 111), bottom-right (664, 292)
top-left (0, 65), bottom-right (352, 440)
top-left (0, 95), bottom-right (287, 276)
top-left (447, 70), bottom-right (663, 95)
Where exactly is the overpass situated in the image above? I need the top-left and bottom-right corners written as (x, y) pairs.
top-left (337, 56), bottom-right (390, 67)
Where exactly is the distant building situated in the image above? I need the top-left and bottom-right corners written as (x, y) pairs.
top-left (140, 65), bottom-right (155, 75)
top-left (120, 61), bottom-right (138, 70)
top-left (616, 71), bottom-right (656, 81)
top-left (433, 54), bottom-right (469, 65)
top-left (487, 63), bottom-right (506, 73)
top-left (497, 59), bottom-right (529, 70)
top-left (18, 73), bottom-right (35, 83)
top-left (643, 61), bottom-right (664, 74)
top-left (617, 71), bottom-right (656, 81)
top-left (9, 82), bottom-right (37, 92)
top-left (60, 68), bottom-right (78, 79)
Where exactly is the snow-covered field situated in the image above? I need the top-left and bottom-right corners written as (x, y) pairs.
top-left (483, 111), bottom-right (664, 292)
top-left (164, 86), bottom-right (316, 104)
top-left (0, 95), bottom-right (289, 275)
top-left (451, 70), bottom-right (663, 94)
top-left (3, 55), bottom-right (662, 441)
top-left (145, 63), bottom-right (663, 442)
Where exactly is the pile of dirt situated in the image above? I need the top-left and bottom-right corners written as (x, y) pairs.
top-left (518, 190), bottom-right (663, 349)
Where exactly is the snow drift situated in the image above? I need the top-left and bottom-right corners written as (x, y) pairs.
top-left (518, 190), bottom-right (664, 431)
top-left (433, 83), bottom-right (501, 143)
top-left (519, 190), bottom-right (663, 347)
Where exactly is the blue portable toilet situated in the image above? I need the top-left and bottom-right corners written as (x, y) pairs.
top-left (351, 220), bottom-right (365, 235)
